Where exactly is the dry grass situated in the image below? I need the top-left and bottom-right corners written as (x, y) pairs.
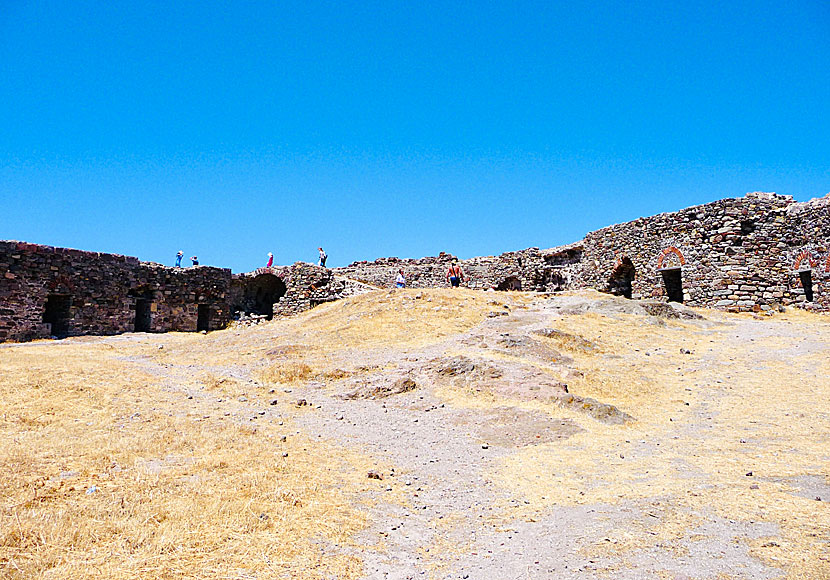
top-left (2, 291), bottom-right (828, 578)
top-left (263, 288), bottom-right (503, 352)
top-left (0, 341), bottom-right (379, 579)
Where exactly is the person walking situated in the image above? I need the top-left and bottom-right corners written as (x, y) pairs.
top-left (395, 269), bottom-right (406, 288)
top-left (446, 260), bottom-right (465, 288)
top-left (190, 256), bottom-right (199, 266)
top-left (175, 250), bottom-right (183, 268)
top-left (266, 252), bottom-right (273, 268)
top-left (318, 247), bottom-right (328, 268)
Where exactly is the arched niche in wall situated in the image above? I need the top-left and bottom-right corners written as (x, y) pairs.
top-left (241, 273), bottom-right (287, 319)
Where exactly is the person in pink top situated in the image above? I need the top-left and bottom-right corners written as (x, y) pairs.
top-left (266, 252), bottom-right (273, 268)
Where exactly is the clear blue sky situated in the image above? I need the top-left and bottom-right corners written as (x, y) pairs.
top-left (1, 1), bottom-right (828, 272)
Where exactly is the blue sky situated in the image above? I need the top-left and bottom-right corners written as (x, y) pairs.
top-left (1, 1), bottom-right (828, 272)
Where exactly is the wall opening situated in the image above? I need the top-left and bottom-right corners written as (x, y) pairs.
top-left (496, 276), bottom-right (522, 291)
top-left (243, 274), bottom-right (287, 319)
top-left (197, 305), bottom-right (211, 332)
top-left (134, 298), bottom-right (152, 332)
top-left (43, 294), bottom-right (72, 337)
top-left (660, 268), bottom-right (684, 303)
top-left (799, 270), bottom-right (814, 302)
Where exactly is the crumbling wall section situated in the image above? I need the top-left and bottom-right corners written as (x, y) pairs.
top-left (333, 246), bottom-right (583, 292)
top-left (274, 262), bottom-right (347, 315)
top-left (232, 263), bottom-right (348, 318)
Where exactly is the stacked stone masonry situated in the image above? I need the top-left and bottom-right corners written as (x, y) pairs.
top-left (578, 192), bottom-right (830, 312)
top-left (0, 241), bottom-right (345, 342)
top-left (334, 192), bottom-right (830, 313)
top-left (2, 191), bottom-right (829, 342)
top-left (0, 241), bottom-right (232, 342)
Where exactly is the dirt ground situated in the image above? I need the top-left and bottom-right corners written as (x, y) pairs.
top-left (1, 289), bottom-right (828, 579)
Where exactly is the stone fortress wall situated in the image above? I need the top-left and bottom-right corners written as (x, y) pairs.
top-left (578, 192), bottom-right (830, 311)
top-left (334, 192), bottom-right (830, 312)
top-left (0, 241), bottom-right (233, 342)
top-left (578, 192), bottom-right (829, 311)
top-left (2, 191), bottom-right (829, 342)
top-left (0, 241), bottom-right (343, 342)
top-left (334, 243), bottom-right (584, 293)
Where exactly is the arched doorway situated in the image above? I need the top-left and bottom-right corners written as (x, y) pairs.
top-left (793, 250), bottom-right (817, 303)
top-left (656, 247), bottom-right (686, 303)
top-left (244, 274), bottom-right (287, 319)
top-left (659, 268), bottom-right (684, 303)
top-left (496, 276), bottom-right (522, 291)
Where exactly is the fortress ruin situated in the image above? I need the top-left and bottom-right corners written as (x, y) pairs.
top-left (1, 191), bottom-right (828, 342)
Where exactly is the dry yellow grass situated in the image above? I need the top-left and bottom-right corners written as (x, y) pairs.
top-left (278, 288), bottom-right (502, 351)
top-left (2, 291), bottom-right (828, 578)
top-left (0, 341), bottom-right (379, 579)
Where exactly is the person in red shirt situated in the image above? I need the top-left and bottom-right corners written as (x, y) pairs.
top-left (266, 252), bottom-right (273, 268)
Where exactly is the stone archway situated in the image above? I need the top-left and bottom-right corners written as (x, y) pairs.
top-left (239, 273), bottom-right (287, 319)
top-left (43, 294), bottom-right (72, 337)
top-left (793, 249), bottom-right (816, 272)
top-left (656, 246), bottom-right (685, 270)
top-left (496, 276), bottom-right (522, 291)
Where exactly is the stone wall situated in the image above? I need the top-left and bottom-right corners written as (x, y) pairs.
top-left (781, 195), bottom-right (830, 310)
top-left (333, 244), bottom-right (583, 292)
top-left (0, 241), bottom-right (231, 342)
top-left (231, 263), bottom-right (349, 318)
top-left (578, 192), bottom-right (830, 311)
top-left (3, 191), bottom-right (829, 342)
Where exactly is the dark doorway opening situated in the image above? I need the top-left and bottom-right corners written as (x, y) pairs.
top-left (135, 299), bottom-right (152, 332)
top-left (496, 276), bottom-right (522, 291)
top-left (660, 268), bottom-right (684, 303)
top-left (197, 305), bottom-right (211, 332)
top-left (799, 270), bottom-right (814, 302)
top-left (247, 274), bottom-right (287, 319)
top-left (43, 294), bottom-right (72, 337)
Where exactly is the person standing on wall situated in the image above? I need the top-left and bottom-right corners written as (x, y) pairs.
top-left (446, 260), bottom-right (465, 288)
top-left (266, 252), bottom-right (273, 268)
top-left (175, 250), bottom-right (183, 268)
top-left (191, 256), bottom-right (199, 266)
top-left (318, 247), bottom-right (328, 268)
top-left (395, 269), bottom-right (406, 288)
